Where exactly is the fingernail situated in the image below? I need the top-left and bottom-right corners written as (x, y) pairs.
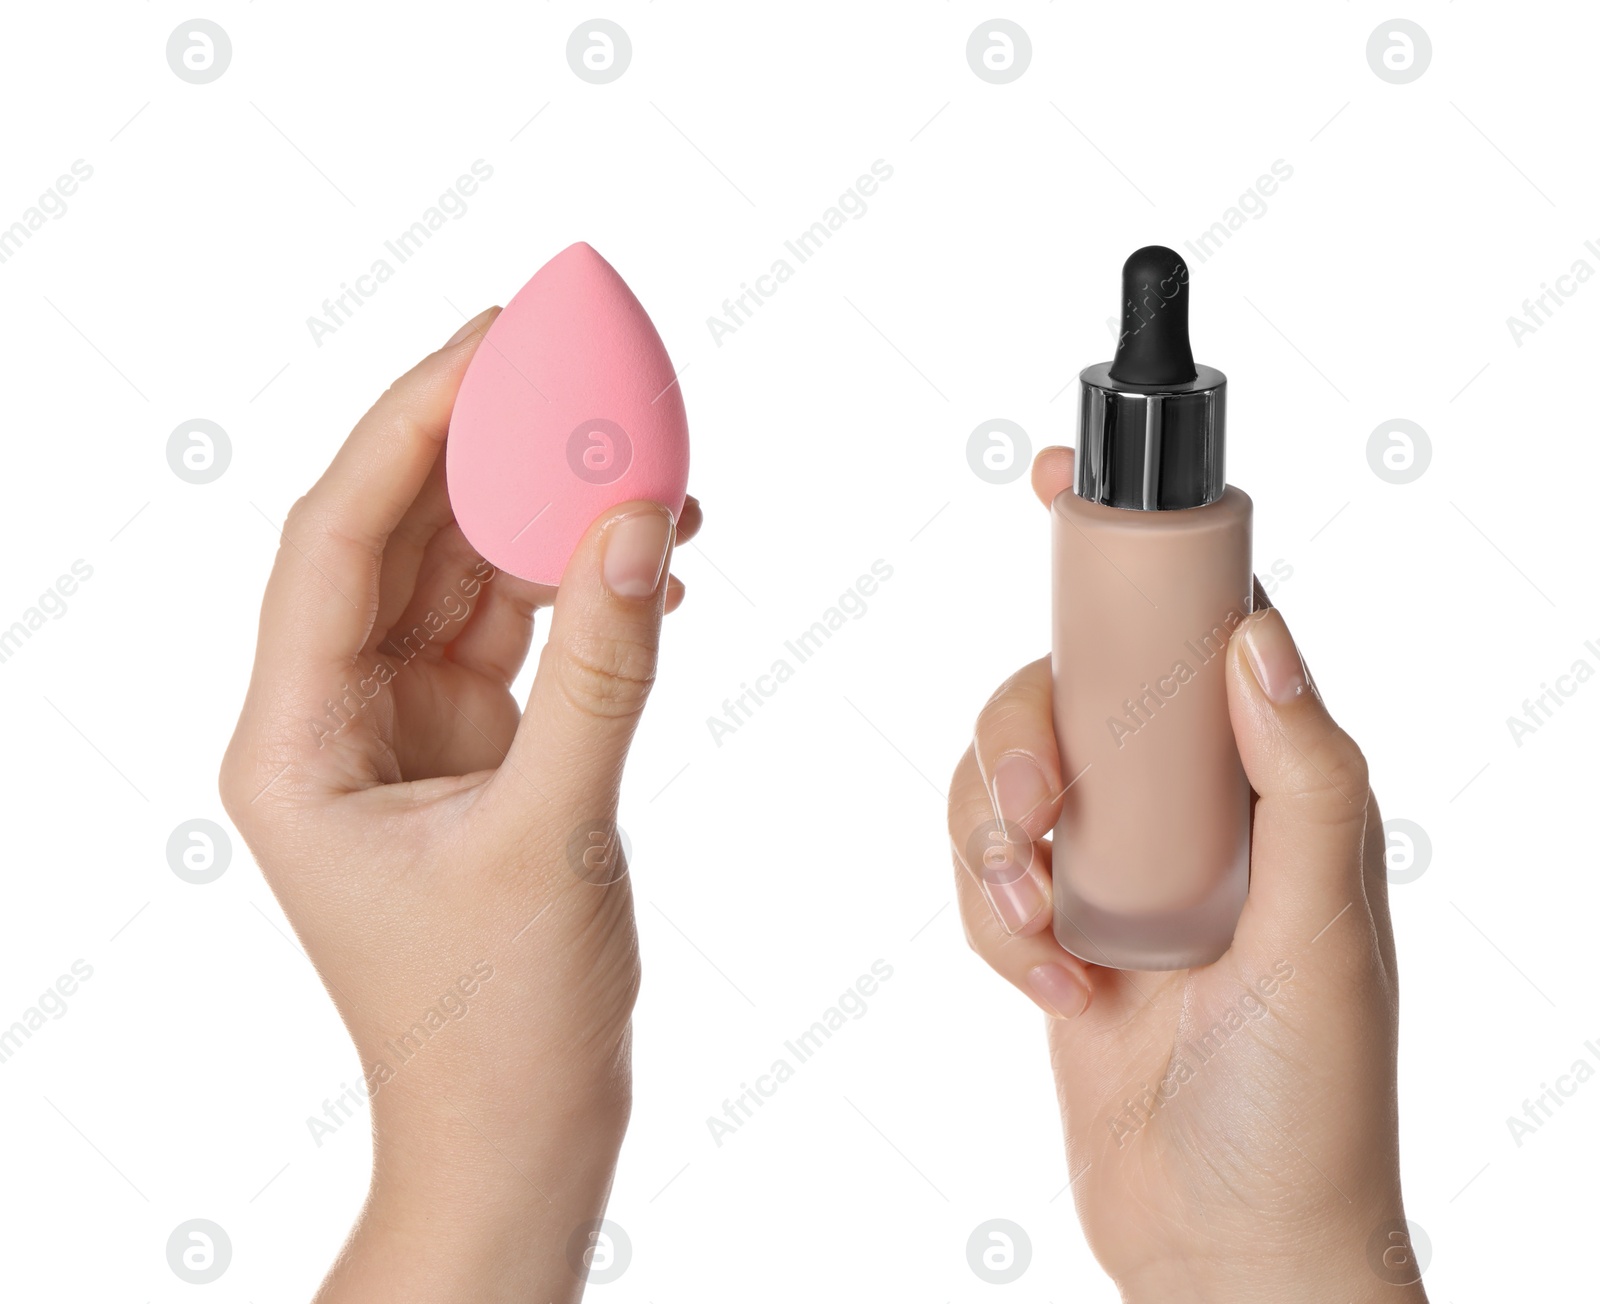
top-left (602, 508), bottom-right (673, 599)
top-left (991, 753), bottom-right (1050, 828)
top-left (1025, 963), bottom-right (1089, 1019)
top-left (1241, 608), bottom-right (1311, 705)
top-left (445, 307), bottom-right (494, 347)
top-left (979, 862), bottom-right (1047, 935)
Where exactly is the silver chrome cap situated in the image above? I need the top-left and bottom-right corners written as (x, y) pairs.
top-left (1075, 362), bottom-right (1227, 511)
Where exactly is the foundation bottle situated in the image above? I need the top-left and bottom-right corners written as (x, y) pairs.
top-left (1051, 246), bottom-right (1252, 971)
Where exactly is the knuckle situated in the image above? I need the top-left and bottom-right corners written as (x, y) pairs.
top-left (279, 494), bottom-right (346, 562)
top-left (217, 720), bottom-right (315, 839)
top-left (280, 493), bottom-right (319, 543)
top-left (974, 679), bottom-right (1049, 756)
top-left (1319, 727), bottom-right (1370, 797)
top-left (216, 732), bottom-right (267, 832)
top-left (550, 630), bottom-right (658, 721)
top-left (217, 753), bottom-right (249, 828)
top-left (215, 763), bottom-right (269, 840)
top-left (282, 492), bottom-right (377, 558)
top-left (1297, 724), bottom-right (1371, 822)
top-left (975, 681), bottom-right (1019, 732)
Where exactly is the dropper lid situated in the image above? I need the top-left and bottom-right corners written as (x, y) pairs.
top-left (1075, 245), bottom-right (1226, 511)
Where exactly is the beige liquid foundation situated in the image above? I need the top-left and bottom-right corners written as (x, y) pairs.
top-left (1051, 247), bottom-right (1252, 971)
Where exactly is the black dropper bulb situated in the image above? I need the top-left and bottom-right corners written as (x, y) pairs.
top-left (1108, 245), bottom-right (1197, 386)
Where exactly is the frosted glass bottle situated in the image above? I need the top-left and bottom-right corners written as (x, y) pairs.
top-left (1050, 486), bottom-right (1252, 970)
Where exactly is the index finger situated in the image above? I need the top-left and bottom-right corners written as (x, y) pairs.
top-left (1031, 445), bottom-right (1074, 508)
top-left (973, 656), bottom-right (1065, 842)
top-left (254, 308), bottom-right (499, 682)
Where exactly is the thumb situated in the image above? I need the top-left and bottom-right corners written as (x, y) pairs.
top-left (1227, 605), bottom-right (1373, 943)
top-left (494, 501), bottom-right (675, 818)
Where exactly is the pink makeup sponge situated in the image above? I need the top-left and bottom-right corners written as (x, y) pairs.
top-left (446, 242), bottom-right (689, 585)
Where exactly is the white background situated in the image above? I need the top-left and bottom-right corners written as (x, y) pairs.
top-left (1, 2), bottom-right (1594, 1299)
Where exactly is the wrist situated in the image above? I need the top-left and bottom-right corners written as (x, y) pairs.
top-left (370, 1088), bottom-right (630, 1209)
top-left (364, 1042), bottom-right (632, 1183)
top-left (315, 1099), bottom-right (629, 1303)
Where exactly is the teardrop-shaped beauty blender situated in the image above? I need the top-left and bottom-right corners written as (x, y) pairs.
top-left (446, 242), bottom-right (690, 585)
